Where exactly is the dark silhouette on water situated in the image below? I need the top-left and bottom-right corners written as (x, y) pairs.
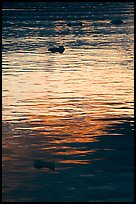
top-left (48, 46), bottom-right (65, 54)
top-left (110, 18), bottom-right (124, 25)
top-left (67, 21), bottom-right (82, 27)
top-left (33, 159), bottom-right (55, 170)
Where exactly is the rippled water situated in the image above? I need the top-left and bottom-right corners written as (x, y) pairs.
top-left (2, 2), bottom-right (134, 202)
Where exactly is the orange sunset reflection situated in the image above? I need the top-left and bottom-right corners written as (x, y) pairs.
top-left (2, 107), bottom-right (127, 166)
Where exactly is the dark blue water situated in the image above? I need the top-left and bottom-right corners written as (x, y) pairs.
top-left (2, 2), bottom-right (134, 202)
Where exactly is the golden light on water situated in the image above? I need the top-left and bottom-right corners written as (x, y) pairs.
top-left (2, 37), bottom-right (134, 166)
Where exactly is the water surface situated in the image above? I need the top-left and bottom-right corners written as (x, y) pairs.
top-left (2, 2), bottom-right (134, 202)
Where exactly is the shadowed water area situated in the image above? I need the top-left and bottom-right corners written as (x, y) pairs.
top-left (2, 2), bottom-right (134, 202)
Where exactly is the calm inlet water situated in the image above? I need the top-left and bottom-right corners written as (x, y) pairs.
top-left (2, 2), bottom-right (134, 202)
